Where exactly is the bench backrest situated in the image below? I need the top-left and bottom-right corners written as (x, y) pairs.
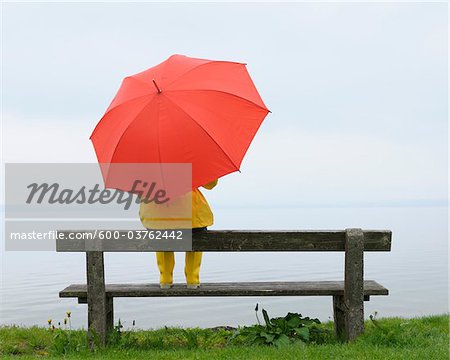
top-left (56, 229), bottom-right (392, 252)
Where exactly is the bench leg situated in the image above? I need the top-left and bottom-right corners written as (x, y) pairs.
top-left (333, 295), bottom-right (346, 341)
top-left (87, 251), bottom-right (107, 348)
top-left (106, 296), bottom-right (114, 334)
top-left (344, 228), bottom-right (365, 341)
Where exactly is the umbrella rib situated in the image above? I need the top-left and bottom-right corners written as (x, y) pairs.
top-left (107, 96), bottom-right (159, 164)
top-left (109, 75), bottom-right (156, 110)
top-left (128, 75), bottom-right (155, 89)
top-left (154, 96), bottom-right (167, 192)
top-left (90, 93), bottom-right (154, 139)
top-left (166, 89), bottom-right (270, 113)
top-left (163, 95), bottom-right (240, 172)
top-left (164, 60), bottom-right (245, 90)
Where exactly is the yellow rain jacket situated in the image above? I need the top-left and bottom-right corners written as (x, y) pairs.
top-left (139, 179), bottom-right (218, 229)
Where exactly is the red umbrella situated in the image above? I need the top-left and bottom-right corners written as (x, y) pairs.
top-left (90, 54), bottom-right (270, 192)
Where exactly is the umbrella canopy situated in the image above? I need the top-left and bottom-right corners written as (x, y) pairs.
top-left (90, 54), bottom-right (270, 191)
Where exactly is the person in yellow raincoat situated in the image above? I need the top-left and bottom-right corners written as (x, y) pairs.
top-left (139, 179), bottom-right (218, 289)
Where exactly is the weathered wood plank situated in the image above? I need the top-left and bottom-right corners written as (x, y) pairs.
top-left (333, 295), bottom-right (346, 341)
top-left (56, 230), bottom-right (392, 252)
top-left (105, 296), bottom-right (114, 335)
top-left (344, 229), bottom-right (365, 341)
top-left (60, 280), bottom-right (388, 298)
top-left (192, 230), bottom-right (391, 252)
top-left (86, 252), bottom-right (107, 348)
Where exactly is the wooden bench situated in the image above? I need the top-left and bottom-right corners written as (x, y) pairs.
top-left (57, 228), bottom-right (391, 347)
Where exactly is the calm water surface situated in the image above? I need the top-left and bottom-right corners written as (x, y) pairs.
top-left (1, 206), bottom-right (448, 329)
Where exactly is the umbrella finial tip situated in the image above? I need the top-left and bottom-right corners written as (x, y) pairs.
top-left (152, 79), bottom-right (162, 94)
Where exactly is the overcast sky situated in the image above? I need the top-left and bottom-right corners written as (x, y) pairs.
top-left (2, 2), bottom-right (448, 207)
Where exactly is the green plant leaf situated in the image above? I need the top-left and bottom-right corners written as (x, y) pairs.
top-left (285, 312), bottom-right (302, 320)
top-left (260, 332), bottom-right (275, 343)
top-left (271, 318), bottom-right (287, 332)
top-left (295, 327), bottom-right (310, 342)
top-left (262, 309), bottom-right (272, 328)
top-left (287, 316), bottom-right (302, 329)
top-left (273, 334), bottom-right (290, 347)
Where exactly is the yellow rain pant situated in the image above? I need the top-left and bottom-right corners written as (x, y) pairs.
top-left (156, 251), bottom-right (203, 285)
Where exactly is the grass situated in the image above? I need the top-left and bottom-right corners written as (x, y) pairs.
top-left (0, 314), bottom-right (448, 359)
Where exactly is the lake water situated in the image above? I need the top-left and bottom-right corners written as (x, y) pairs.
top-left (1, 206), bottom-right (448, 329)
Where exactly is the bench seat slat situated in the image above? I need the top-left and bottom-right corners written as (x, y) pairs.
top-left (59, 280), bottom-right (388, 298)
